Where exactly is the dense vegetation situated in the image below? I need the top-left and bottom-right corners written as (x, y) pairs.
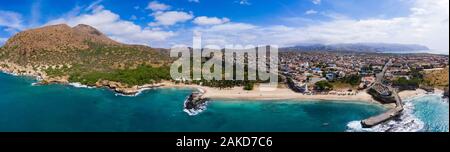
top-left (392, 77), bottom-right (422, 91)
top-left (391, 68), bottom-right (424, 91)
top-left (2, 40), bottom-right (171, 68)
top-left (188, 79), bottom-right (257, 90)
top-left (67, 65), bottom-right (170, 86)
top-left (314, 80), bottom-right (333, 91)
top-left (243, 81), bottom-right (255, 90)
top-left (339, 75), bottom-right (362, 86)
top-left (44, 64), bottom-right (172, 86)
top-left (2, 38), bottom-right (174, 87)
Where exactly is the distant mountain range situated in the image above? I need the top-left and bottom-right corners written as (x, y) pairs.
top-left (280, 43), bottom-right (429, 53)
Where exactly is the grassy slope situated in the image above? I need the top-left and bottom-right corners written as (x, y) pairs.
top-left (1, 42), bottom-right (173, 86)
top-left (423, 68), bottom-right (449, 89)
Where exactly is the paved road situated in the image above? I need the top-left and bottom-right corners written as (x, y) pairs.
top-left (362, 59), bottom-right (404, 128)
top-left (376, 59), bottom-right (392, 83)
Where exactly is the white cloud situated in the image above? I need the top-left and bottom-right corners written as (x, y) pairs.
top-left (146, 1), bottom-right (170, 11)
top-left (205, 23), bottom-right (256, 31)
top-left (46, 6), bottom-right (175, 46)
top-left (305, 9), bottom-right (318, 15)
top-left (149, 11), bottom-right (194, 26)
top-left (191, 0), bottom-right (449, 53)
top-left (192, 23), bottom-right (258, 45)
top-left (30, 1), bottom-right (42, 26)
top-left (193, 16), bottom-right (230, 25)
top-left (0, 37), bottom-right (7, 45)
top-left (188, 0), bottom-right (200, 3)
top-left (237, 0), bottom-right (251, 5)
top-left (86, 0), bottom-right (103, 11)
top-left (2, 0), bottom-right (446, 53)
top-left (320, 11), bottom-right (350, 20)
top-left (130, 15), bottom-right (137, 20)
top-left (312, 0), bottom-right (321, 5)
top-left (0, 10), bottom-right (25, 31)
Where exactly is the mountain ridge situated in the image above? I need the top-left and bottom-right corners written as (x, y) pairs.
top-left (281, 43), bottom-right (429, 53)
top-left (0, 24), bottom-right (172, 95)
top-left (3, 24), bottom-right (121, 54)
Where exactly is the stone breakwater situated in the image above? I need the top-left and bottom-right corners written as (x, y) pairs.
top-left (0, 61), bottom-right (163, 96)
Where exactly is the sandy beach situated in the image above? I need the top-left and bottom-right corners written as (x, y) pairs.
top-left (166, 83), bottom-right (379, 103)
top-left (203, 87), bottom-right (375, 101)
top-left (159, 82), bottom-right (436, 108)
top-left (398, 89), bottom-right (428, 101)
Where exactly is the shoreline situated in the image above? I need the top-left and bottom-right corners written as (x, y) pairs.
top-left (0, 61), bottom-right (164, 96)
top-left (159, 82), bottom-right (399, 108)
top-left (399, 88), bottom-right (446, 102)
top-left (0, 68), bottom-right (437, 107)
top-left (198, 86), bottom-right (398, 108)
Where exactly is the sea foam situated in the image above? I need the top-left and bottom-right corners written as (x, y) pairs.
top-left (68, 82), bottom-right (96, 89)
top-left (183, 100), bottom-right (208, 116)
top-left (114, 87), bottom-right (157, 97)
top-left (346, 94), bottom-right (449, 132)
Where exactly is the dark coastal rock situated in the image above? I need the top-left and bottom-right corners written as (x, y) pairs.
top-left (95, 80), bottom-right (140, 95)
top-left (184, 100), bottom-right (197, 110)
top-left (184, 92), bottom-right (208, 110)
top-left (38, 76), bottom-right (70, 85)
top-left (420, 85), bottom-right (435, 93)
top-left (444, 87), bottom-right (449, 98)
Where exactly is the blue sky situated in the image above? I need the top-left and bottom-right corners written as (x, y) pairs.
top-left (0, 0), bottom-right (448, 53)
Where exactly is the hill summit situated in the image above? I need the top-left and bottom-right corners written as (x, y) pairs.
top-left (0, 24), bottom-right (172, 95)
top-left (4, 24), bottom-right (120, 54)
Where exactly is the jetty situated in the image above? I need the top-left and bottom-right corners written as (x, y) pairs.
top-left (361, 59), bottom-right (404, 128)
top-left (361, 88), bottom-right (403, 127)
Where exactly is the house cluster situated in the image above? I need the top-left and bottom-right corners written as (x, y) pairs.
top-left (280, 51), bottom-right (449, 93)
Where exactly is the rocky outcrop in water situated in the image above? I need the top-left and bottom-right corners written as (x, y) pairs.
top-left (96, 80), bottom-right (137, 95)
top-left (39, 76), bottom-right (70, 84)
top-left (183, 90), bottom-right (208, 115)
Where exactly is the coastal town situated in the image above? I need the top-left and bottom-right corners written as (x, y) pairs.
top-left (1, 0), bottom-right (450, 143)
top-left (279, 51), bottom-right (449, 98)
top-left (183, 51), bottom-right (449, 125)
top-left (0, 23), bottom-right (448, 131)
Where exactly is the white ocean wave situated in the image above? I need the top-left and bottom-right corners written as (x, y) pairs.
top-left (183, 99), bottom-right (208, 116)
top-left (183, 107), bottom-right (207, 116)
top-left (0, 71), bottom-right (19, 76)
top-left (68, 82), bottom-right (96, 89)
top-left (115, 93), bottom-right (136, 97)
top-left (114, 87), bottom-right (157, 97)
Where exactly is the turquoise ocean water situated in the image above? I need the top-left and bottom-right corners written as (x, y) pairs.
top-left (411, 95), bottom-right (449, 132)
top-left (0, 72), bottom-right (447, 132)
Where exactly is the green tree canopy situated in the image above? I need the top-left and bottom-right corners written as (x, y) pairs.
top-left (315, 80), bottom-right (333, 91)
